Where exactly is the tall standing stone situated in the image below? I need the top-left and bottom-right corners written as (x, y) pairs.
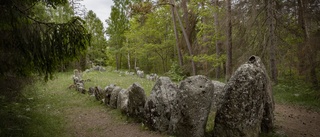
top-left (213, 56), bottom-right (274, 137)
top-left (144, 77), bottom-right (178, 132)
top-left (170, 75), bottom-right (214, 137)
top-left (127, 83), bottom-right (147, 121)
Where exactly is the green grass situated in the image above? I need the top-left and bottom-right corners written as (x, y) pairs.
top-left (81, 71), bottom-right (155, 96)
top-left (0, 71), bottom-right (156, 137)
top-left (273, 78), bottom-right (320, 111)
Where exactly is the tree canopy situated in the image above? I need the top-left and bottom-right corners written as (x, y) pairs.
top-left (0, 0), bottom-right (90, 79)
top-left (104, 0), bottom-right (320, 88)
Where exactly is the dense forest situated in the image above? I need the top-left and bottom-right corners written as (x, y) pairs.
top-left (1, 0), bottom-right (319, 89)
top-left (105, 0), bottom-right (320, 88)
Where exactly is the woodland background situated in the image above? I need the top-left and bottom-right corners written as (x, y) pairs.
top-left (1, 0), bottom-right (320, 88)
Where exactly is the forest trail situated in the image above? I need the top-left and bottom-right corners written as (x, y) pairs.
top-left (275, 104), bottom-right (320, 137)
top-left (63, 106), bottom-right (165, 137)
top-left (63, 102), bottom-right (320, 137)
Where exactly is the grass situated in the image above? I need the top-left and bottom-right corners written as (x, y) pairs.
top-left (81, 71), bottom-right (155, 96)
top-left (273, 77), bottom-right (320, 111)
top-left (0, 70), bottom-right (156, 137)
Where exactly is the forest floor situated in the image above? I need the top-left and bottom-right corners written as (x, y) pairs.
top-left (274, 104), bottom-right (320, 137)
top-left (62, 102), bottom-right (320, 137)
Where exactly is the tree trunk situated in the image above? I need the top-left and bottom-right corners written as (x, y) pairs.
top-left (214, 0), bottom-right (222, 79)
top-left (297, 0), bottom-right (306, 74)
top-left (128, 52), bottom-right (131, 71)
top-left (170, 0), bottom-right (183, 67)
top-left (225, 0), bottom-right (233, 81)
top-left (173, 0), bottom-right (196, 75)
top-left (267, 0), bottom-right (278, 83)
top-left (116, 53), bottom-right (120, 71)
top-left (134, 53), bottom-right (137, 70)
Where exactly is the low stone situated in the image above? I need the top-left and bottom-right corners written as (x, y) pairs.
top-left (88, 87), bottom-right (95, 95)
top-left (144, 77), bottom-right (178, 132)
top-left (104, 84), bottom-right (116, 106)
top-left (78, 86), bottom-right (86, 94)
top-left (169, 75), bottom-right (214, 137)
top-left (94, 86), bottom-right (104, 101)
top-left (137, 70), bottom-right (144, 78)
top-left (109, 86), bottom-right (122, 109)
top-left (127, 83), bottom-right (147, 121)
top-left (92, 66), bottom-right (106, 72)
top-left (117, 89), bottom-right (129, 113)
top-left (213, 55), bottom-right (274, 137)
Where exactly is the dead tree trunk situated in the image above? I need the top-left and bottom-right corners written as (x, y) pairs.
top-left (170, 0), bottom-right (183, 67)
top-left (173, 0), bottom-right (196, 75)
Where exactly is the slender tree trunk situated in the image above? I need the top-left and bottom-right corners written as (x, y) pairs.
top-left (116, 53), bottom-right (119, 71)
top-left (298, 0), bottom-right (318, 88)
top-left (225, 0), bottom-right (233, 81)
top-left (297, 0), bottom-right (306, 74)
top-left (170, 0), bottom-right (183, 67)
top-left (128, 52), bottom-right (131, 71)
top-left (134, 54), bottom-right (137, 70)
top-left (214, 0), bottom-right (221, 79)
top-left (267, 0), bottom-right (278, 83)
top-left (173, 0), bottom-right (196, 75)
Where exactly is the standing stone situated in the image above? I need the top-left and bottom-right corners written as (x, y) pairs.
top-left (169, 75), bottom-right (214, 137)
top-left (117, 89), bottom-right (129, 113)
top-left (109, 86), bottom-right (122, 109)
top-left (211, 81), bottom-right (226, 111)
top-left (104, 84), bottom-right (116, 106)
top-left (213, 56), bottom-right (274, 137)
top-left (127, 83), bottom-right (147, 121)
top-left (144, 77), bottom-right (178, 132)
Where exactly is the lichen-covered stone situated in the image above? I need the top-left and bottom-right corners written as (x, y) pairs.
top-left (211, 80), bottom-right (226, 111)
top-left (213, 55), bottom-right (274, 137)
top-left (94, 86), bottom-right (103, 101)
top-left (117, 89), bottom-right (129, 113)
top-left (144, 77), bottom-right (178, 132)
top-left (169, 75), bottom-right (214, 137)
top-left (104, 84), bottom-right (116, 106)
top-left (109, 86), bottom-right (122, 109)
top-left (127, 83), bottom-right (147, 121)
top-left (88, 87), bottom-right (95, 95)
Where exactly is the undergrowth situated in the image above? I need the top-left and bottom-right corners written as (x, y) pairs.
top-left (273, 77), bottom-right (320, 111)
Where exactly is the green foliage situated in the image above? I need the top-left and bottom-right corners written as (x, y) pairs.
top-left (166, 62), bottom-right (186, 82)
top-left (123, 6), bottom-right (175, 73)
top-left (84, 10), bottom-right (107, 66)
top-left (192, 54), bottom-right (226, 68)
top-left (0, 0), bottom-right (90, 80)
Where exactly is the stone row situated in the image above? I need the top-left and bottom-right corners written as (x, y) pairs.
top-left (70, 55), bottom-right (274, 137)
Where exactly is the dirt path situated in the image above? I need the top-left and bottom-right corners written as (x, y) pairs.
top-left (275, 104), bottom-right (320, 137)
top-left (63, 103), bottom-right (320, 137)
top-left (63, 107), bottom-right (165, 137)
